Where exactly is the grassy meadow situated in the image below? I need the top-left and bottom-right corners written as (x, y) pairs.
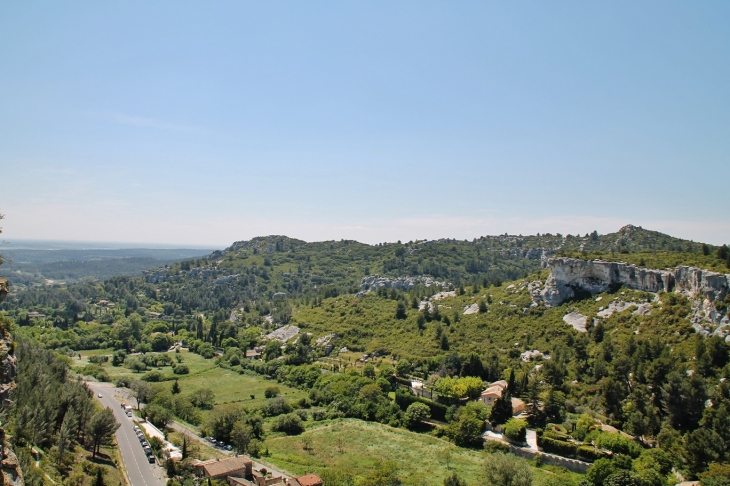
top-left (73, 349), bottom-right (307, 413)
top-left (265, 419), bottom-right (579, 486)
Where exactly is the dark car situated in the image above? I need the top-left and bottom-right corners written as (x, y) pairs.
top-left (147, 455), bottom-right (155, 464)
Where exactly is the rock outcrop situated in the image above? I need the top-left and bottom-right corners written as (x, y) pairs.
top-left (563, 311), bottom-right (588, 332)
top-left (539, 258), bottom-right (730, 307)
top-left (360, 275), bottom-right (448, 293)
top-left (0, 279), bottom-right (22, 485)
top-left (0, 279), bottom-right (7, 305)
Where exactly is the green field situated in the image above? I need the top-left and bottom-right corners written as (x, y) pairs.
top-left (73, 349), bottom-right (307, 412)
top-left (265, 419), bottom-right (579, 486)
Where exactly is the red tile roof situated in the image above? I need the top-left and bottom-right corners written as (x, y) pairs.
top-left (296, 473), bottom-right (323, 486)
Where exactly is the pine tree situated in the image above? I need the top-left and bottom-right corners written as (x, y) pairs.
top-left (93, 468), bottom-right (104, 486)
top-left (490, 389), bottom-right (513, 425)
top-left (171, 379), bottom-right (181, 395)
top-left (88, 407), bottom-right (120, 459)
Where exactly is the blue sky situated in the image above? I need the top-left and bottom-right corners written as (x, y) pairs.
top-left (1, 1), bottom-right (729, 246)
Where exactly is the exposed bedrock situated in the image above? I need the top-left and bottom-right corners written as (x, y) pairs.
top-left (540, 258), bottom-right (730, 307)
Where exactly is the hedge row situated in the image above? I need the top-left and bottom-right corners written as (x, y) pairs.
top-left (577, 445), bottom-right (607, 462)
top-left (395, 390), bottom-right (448, 421)
top-left (539, 436), bottom-right (577, 457)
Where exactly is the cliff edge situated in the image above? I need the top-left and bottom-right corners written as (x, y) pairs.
top-left (0, 279), bottom-right (22, 486)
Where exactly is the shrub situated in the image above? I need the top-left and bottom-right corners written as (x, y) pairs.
top-left (145, 404), bottom-right (173, 428)
top-left (311, 409), bottom-right (326, 421)
top-left (261, 397), bottom-right (292, 417)
top-left (248, 439), bottom-right (263, 457)
top-left (577, 445), bottom-right (606, 462)
top-left (405, 402), bottom-right (431, 428)
top-left (173, 364), bottom-right (189, 375)
top-left (503, 418), bottom-right (528, 443)
top-left (79, 364), bottom-right (110, 382)
top-left (142, 371), bottom-right (164, 382)
top-left (483, 453), bottom-right (532, 486)
top-left (394, 390), bottom-right (448, 421)
top-left (197, 343), bottom-right (216, 359)
top-left (189, 388), bottom-right (215, 409)
top-left (539, 436), bottom-right (577, 457)
top-left (484, 440), bottom-right (510, 454)
top-left (88, 355), bottom-right (109, 365)
top-left (264, 386), bottom-right (280, 399)
top-left (594, 432), bottom-right (642, 458)
top-left (271, 413), bottom-right (304, 435)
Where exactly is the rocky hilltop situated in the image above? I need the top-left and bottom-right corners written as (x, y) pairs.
top-left (539, 258), bottom-right (730, 307)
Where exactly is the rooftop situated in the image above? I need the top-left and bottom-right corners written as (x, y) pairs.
top-left (195, 456), bottom-right (252, 478)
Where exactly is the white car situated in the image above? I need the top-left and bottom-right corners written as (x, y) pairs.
top-left (98, 393), bottom-right (103, 398)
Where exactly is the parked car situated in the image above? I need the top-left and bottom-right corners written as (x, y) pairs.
top-left (226, 445), bottom-right (232, 451)
top-left (97, 393), bottom-right (103, 398)
top-left (147, 455), bottom-right (155, 464)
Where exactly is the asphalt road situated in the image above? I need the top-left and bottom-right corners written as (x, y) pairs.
top-left (88, 382), bottom-right (167, 486)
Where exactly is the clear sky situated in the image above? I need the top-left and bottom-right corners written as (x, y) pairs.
top-left (1, 1), bottom-right (729, 246)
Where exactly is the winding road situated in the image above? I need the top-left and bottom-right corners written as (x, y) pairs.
top-left (88, 382), bottom-right (167, 486)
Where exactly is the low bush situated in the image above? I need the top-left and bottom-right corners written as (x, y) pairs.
top-left (271, 413), bottom-right (304, 435)
top-left (577, 445), bottom-right (608, 462)
top-left (172, 364), bottom-right (189, 375)
top-left (540, 436), bottom-right (577, 457)
top-left (142, 370), bottom-right (164, 382)
top-left (484, 440), bottom-right (510, 454)
top-left (503, 418), bottom-right (528, 443)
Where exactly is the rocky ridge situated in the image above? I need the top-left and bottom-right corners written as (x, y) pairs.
top-left (538, 258), bottom-right (729, 306)
top-left (534, 257), bottom-right (730, 338)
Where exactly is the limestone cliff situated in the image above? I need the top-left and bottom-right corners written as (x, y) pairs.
top-left (0, 280), bottom-right (22, 486)
top-left (535, 258), bottom-right (730, 339)
top-left (539, 258), bottom-right (730, 307)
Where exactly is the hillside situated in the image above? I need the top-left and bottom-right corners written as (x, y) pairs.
top-left (2, 225), bottom-right (730, 484)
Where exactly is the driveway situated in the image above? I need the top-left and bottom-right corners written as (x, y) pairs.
top-left (88, 382), bottom-right (167, 486)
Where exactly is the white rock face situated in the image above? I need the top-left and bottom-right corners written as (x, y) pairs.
top-left (539, 258), bottom-right (730, 307)
top-left (360, 275), bottom-right (448, 292)
top-left (597, 301), bottom-right (637, 318)
top-left (563, 311), bottom-right (588, 332)
top-left (633, 303), bottom-right (652, 316)
top-left (463, 303), bottom-right (480, 315)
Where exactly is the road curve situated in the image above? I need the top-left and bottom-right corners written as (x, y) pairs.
top-left (88, 382), bottom-right (167, 486)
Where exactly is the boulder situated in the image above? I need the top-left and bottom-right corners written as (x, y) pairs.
top-left (563, 312), bottom-right (588, 332)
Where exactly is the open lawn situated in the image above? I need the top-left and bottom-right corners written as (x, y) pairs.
top-left (73, 349), bottom-right (307, 412)
top-left (265, 419), bottom-right (579, 486)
